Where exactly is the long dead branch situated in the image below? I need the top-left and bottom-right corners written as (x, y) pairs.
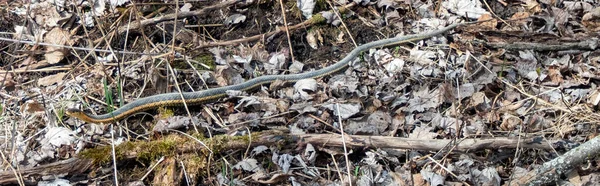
top-left (0, 132), bottom-right (564, 185)
top-left (0, 158), bottom-right (92, 185)
top-left (508, 135), bottom-right (600, 185)
top-left (117, 0), bottom-right (241, 33)
top-left (192, 3), bottom-right (357, 49)
top-left (293, 134), bottom-right (558, 152)
top-left (480, 39), bottom-right (598, 51)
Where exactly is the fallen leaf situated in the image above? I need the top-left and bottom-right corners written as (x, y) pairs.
top-left (180, 3), bottom-right (192, 12)
top-left (521, 0), bottom-right (542, 14)
top-left (293, 79), bottom-right (317, 101)
top-left (37, 72), bottom-right (66, 86)
top-left (477, 14), bottom-right (497, 29)
top-left (408, 87), bottom-right (442, 113)
top-left (322, 103), bottom-right (361, 119)
top-left (153, 116), bottom-right (199, 132)
top-left (224, 14), bottom-right (246, 26)
top-left (0, 73), bottom-right (15, 89)
top-left (420, 166), bottom-right (445, 186)
top-left (250, 145), bottom-right (269, 156)
top-left (233, 158), bottom-right (262, 173)
top-left (469, 92), bottom-right (491, 112)
top-left (320, 11), bottom-right (341, 26)
top-left (306, 30), bottom-right (319, 49)
top-left (44, 28), bottom-right (74, 64)
top-left (583, 7), bottom-right (600, 31)
top-left (297, 0), bottom-right (315, 19)
top-left (500, 114), bottom-right (522, 131)
top-left (408, 126), bottom-right (437, 139)
top-left (289, 60), bottom-right (304, 74)
top-left (441, 0), bottom-right (490, 19)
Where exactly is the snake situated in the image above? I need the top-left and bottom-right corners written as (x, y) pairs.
top-left (66, 22), bottom-right (465, 123)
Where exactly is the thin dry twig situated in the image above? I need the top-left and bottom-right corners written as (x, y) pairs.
top-left (327, 0), bottom-right (357, 47)
top-left (192, 3), bottom-right (357, 50)
top-left (277, 0), bottom-right (296, 63)
top-left (116, 0), bottom-right (240, 33)
top-left (335, 103), bottom-right (353, 186)
top-left (509, 135), bottom-right (600, 185)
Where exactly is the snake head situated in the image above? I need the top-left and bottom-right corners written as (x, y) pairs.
top-left (65, 108), bottom-right (94, 123)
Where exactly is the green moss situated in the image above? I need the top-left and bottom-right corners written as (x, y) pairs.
top-left (78, 138), bottom-right (178, 164)
top-left (79, 146), bottom-right (113, 164)
top-left (193, 53), bottom-right (216, 70)
top-left (310, 13), bottom-right (327, 24)
top-left (157, 107), bottom-right (174, 120)
top-left (77, 130), bottom-right (290, 177)
top-left (135, 138), bottom-right (178, 162)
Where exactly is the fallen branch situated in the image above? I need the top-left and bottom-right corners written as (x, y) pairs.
top-left (479, 38), bottom-right (598, 51)
top-left (0, 158), bottom-right (92, 185)
top-left (192, 3), bottom-right (356, 49)
top-left (117, 0), bottom-right (241, 33)
top-left (508, 135), bottom-right (600, 186)
top-left (294, 134), bottom-right (558, 152)
top-left (0, 132), bottom-right (563, 184)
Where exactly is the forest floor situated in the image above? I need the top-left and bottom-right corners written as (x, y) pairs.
top-left (1, 0), bottom-right (600, 185)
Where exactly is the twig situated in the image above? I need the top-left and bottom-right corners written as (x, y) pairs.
top-left (192, 3), bottom-right (357, 50)
top-left (0, 34), bottom-right (157, 56)
top-left (0, 158), bottom-right (92, 185)
top-left (508, 135), bottom-right (600, 185)
top-left (327, 0), bottom-right (357, 47)
top-left (335, 103), bottom-right (353, 186)
top-left (166, 62), bottom-right (200, 133)
top-left (297, 134), bottom-right (558, 152)
top-left (277, 0), bottom-right (295, 63)
top-left (117, 0), bottom-right (240, 33)
top-left (479, 39), bottom-right (598, 51)
top-left (0, 132), bottom-right (562, 185)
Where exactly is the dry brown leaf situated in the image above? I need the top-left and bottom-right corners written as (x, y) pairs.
top-left (152, 157), bottom-right (178, 185)
top-left (408, 126), bottom-right (437, 139)
top-left (547, 67), bottom-right (563, 85)
top-left (306, 30), bottom-right (319, 49)
top-left (521, 0), bottom-right (542, 14)
top-left (582, 7), bottom-right (600, 31)
top-left (254, 173), bottom-right (290, 184)
top-left (0, 73), bottom-right (15, 89)
top-left (586, 88), bottom-right (600, 106)
top-left (469, 92), bottom-right (491, 112)
top-left (215, 65), bottom-right (242, 87)
top-left (500, 114), bottom-right (521, 131)
top-left (37, 72), bottom-right (66, 86)
top-left (44, 28), bottom-right (74, 64)
top-left (21, 101), bottom-right (45, 113)
top-left (412, 173), bottom-right (426, 186)
top-left (567, 171), bottom-right (582, 185)
top-left (477, 14), bottom-right (497, 29)
top-left (510, 12), bottom-right (530, 26)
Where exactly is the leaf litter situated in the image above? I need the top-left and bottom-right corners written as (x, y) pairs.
top-left (1, 0), bottom-right (600, 185)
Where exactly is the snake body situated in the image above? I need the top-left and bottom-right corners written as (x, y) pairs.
top-left (67, 23), bottom-right (463, 123)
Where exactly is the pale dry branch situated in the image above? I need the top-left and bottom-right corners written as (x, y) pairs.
top-left (117, 0), bottom-right (241, 33)
top-left (508, 135), bottom-right (600, 185)
top-left (295, 134), bottom-right (558, 152)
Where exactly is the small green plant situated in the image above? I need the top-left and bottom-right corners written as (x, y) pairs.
top-left (56, 107), bottom-right (65, 123)
top-left (102, 78), bottom-right (117, 121)
top-left (117, 77), bottom-right (123, 107)
top-left (498, 58), bottom-right (507, 78)
top-left (102, 78), bottom-right (114, 112)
